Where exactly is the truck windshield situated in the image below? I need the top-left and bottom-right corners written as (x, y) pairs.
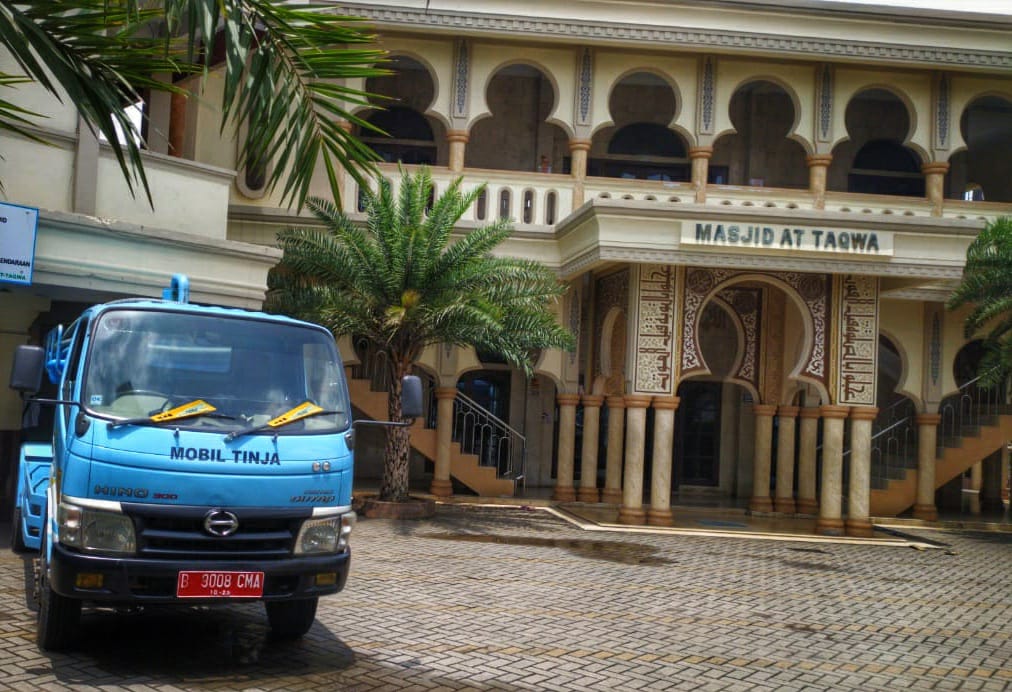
top-left (82, 309), bottom-right (349, 434)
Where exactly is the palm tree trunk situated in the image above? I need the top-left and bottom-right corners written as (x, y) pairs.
top-left (378, 367), bottom-right (412, 502)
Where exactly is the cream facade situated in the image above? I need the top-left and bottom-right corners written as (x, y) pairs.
top-left (1, 1), bottom-right (1011, 532)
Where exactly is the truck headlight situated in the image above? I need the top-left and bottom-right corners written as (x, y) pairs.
top-left (295, 512), bottom-right (355, 555)
top-left (58, 502), bottom-right (136, 555)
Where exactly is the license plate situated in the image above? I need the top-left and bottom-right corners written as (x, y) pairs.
top-left (176, 570), bottom-right (264, 598)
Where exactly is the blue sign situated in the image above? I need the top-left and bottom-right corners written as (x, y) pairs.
top-left (0, 201), bottom-right (39, 285)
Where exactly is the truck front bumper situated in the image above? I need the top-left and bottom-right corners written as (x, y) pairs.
top-left (48, 543), bottom-right (350, 604)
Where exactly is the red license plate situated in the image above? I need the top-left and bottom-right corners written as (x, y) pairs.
top-left (176, 570), bottom-right (264, 598)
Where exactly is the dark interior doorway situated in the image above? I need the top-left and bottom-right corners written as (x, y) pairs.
top-left (674, 380), bottom-right (722, 487)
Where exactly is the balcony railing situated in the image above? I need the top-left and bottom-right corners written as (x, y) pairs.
top-left (342, 164), bottom-right (1009, 230)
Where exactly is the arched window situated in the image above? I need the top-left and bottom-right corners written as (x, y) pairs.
top-left (848, 139), bottom-right (924, 197)
top-left (361, 107), bottom-right (437, 165)
top-left (589, 123), bottom-right (689, 181)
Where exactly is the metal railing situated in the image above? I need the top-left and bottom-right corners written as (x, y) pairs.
top-left (451, 391), bottom-right (527, 493)
top-left (938, 371), bottom-right (1009, 452)
top-left (350, 336), bottom-right (526, 493)
top-left (868, 396), bottom-right (917, 489)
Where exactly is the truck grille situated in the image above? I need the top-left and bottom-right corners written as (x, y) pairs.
top-left (123, 504), bottom-right (309, 560)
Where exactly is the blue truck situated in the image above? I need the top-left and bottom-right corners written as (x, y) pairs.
top-left (8, 275), bottom-right (418, 651)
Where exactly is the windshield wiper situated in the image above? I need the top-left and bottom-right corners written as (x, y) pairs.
top-left (225, 401), bottom-right (343, 441)
top-left (108, 399), bottom-right (233, 429)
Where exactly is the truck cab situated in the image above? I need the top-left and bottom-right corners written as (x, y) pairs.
top-left (8, 275), bottom-right (407, 651)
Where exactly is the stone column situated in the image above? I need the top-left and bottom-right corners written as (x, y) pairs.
top-left (447, 130), bottom-right (469, 173)
top-left (689, 146), bottom-right (713, 203)
top-left (969, 460), bottom-right (983, 515)
top-left (749, 404), bottom-right (778, 513)
top-left (912, 413), bottom-right (941, 521)
top-left (553, 393), bottom-right (581, 502)
top-left (647, 396), bottom-right (679, 526)
top-left (921, 162), bottom-right (949, 217)
top-left (169, 92), bottom-right (188, 157)
top-left (569, 138), bottom-right (591, 207)
top-left (429, 387), bottom-right (458, 497)
top-left (796, 407), bottom-right (821, 515)
top-left (806, 154), bottom-right (833, 210)
top-left (774, 406), bottom-right (800, 514)
top-left (846, 406), bottom-right (878, 538)
top-left (816, 405), bottom-right (850, 535)
top-left (602, 396), bottom-right (626, 504)
top-left (578, 395), bottom-right (604, 502)
top-left (618, 395), bottom-right (652, 524)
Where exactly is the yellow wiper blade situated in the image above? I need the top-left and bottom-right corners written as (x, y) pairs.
top-left (265, 401), bottom-right (323, 428)
top-left (109, 399), bottom-right (218, 429)
top-left (151, 399), bottom-right (217, 422)
top-left (225, 401), bottom-right (340, 441)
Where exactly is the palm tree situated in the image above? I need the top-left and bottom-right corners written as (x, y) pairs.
top-left (0, 0), bottom-right (386, 207)
top-left (948, 216), bottom-right (1012, 386)
top-left (266, 167), bottom-right (576, 502)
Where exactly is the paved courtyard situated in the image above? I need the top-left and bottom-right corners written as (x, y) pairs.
top-left (0, 504), bottom-right (1010, 691)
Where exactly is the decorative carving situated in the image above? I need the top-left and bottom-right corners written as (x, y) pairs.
top-left (681, 268), bottom-right (828, 389)
top-left (578, 49), bottom-right (593, 126)
top-left (699, 57), bottom-right (715, 135)
top-left (633, 265), bottom-right (677, 394)
top-left (331, 5), bottom-right (1012, 70)
top-left (453, 39), bottom-right (469, 119)
top-left (594, 269), bottom-right (629, 383)
top-left (836, 275), bottom-right (878, 406)
top-left (818, 65), bottom-right (833, 143)
top-left (935, 73), bottom-right (950, 150)
top-left (719, 287), bottom-right (761, 390)
top-left (569, 284), bottom-right (581, 366)
top-left (930, 312), bottom-right (941, 385)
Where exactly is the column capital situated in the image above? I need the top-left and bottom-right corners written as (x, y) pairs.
top-left (624, 394), bottom-right (654, 409)
top-left (447, 129), bottom-right (470, 143)
top-left (799, 407), bottom-right (823, 419)
top-left (556, 393), bottom-right (581, 406)
top-left (916, 413), bottom-right (942, 425)
top-left (568, 138), bottom-right (592, 152)
top-left (752, 403), bottom-right (778, 417)
top-left (606, 395), bottom-right (627, 409)
top-left (688, 146), bottom-right (713, 160)
top-left (777, 405), bottom-right (800, 418)
top-left (820, 404), bottom-right (851, 419)
top-left (849, 406), bottom-right (879, 421)
top-left (581, 394), bottom-right (605, 407)
top-left (806, 153), bottom-right (833, 167)
top-left (435, 387), bottom-right (458, 400)
top-left (921, 161), bottom-right (950, 176)
top-left (651, 396), bottom-right (680, 411)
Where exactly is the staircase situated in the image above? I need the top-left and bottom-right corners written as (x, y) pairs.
top-left (869, 376), bottom-right (1012, 517)
top-left (347, 377), bottom-right (517, 496)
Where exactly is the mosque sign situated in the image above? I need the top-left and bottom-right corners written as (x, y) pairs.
top-left (0, 201), bottom-right (39, 286)
top-left (682, 221), bottom-right (893, 257)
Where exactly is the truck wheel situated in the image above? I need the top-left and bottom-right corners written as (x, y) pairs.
top-left (36, 530), bottom-right (81, 652)
top-left (265, 598), bottom-right (318, 640)
top-left (11, 507), bottom-right (28, 554)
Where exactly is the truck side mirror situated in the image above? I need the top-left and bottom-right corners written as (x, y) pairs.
top-left (401, 375), bottom-right (423, 420)
top-left (9, 345), bottom-right (45, 394)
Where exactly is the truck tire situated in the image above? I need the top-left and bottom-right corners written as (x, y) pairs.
top-left (265, 598), bottom-right (318, 640)
top-left (11, 507), bottom-right (28, 554)
top-left (36, 528), bottom-right (81, 652)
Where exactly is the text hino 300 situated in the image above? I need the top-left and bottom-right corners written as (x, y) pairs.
top-left (9, 275), bottom-right (419, 651)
